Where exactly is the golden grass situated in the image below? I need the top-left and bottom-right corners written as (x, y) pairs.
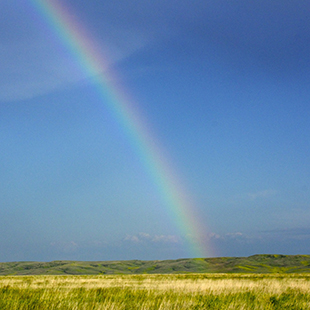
top-left (0, 274), bottom-right (309, 309)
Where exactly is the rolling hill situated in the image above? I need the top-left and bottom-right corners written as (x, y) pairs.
top-left (1, 254), bottom-right (310, 275)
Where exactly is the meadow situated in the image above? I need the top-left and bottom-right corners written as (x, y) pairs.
top-left (1, 273), bottom-right (310, 309)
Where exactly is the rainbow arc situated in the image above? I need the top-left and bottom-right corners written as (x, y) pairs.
top-left (30, 0), bottom-right (214, 258)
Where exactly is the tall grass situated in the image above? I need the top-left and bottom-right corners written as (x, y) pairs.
top-left (0, 274), bottom-right (309, 309)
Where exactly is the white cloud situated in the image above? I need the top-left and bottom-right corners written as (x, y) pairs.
top-left (207, 232), bottom-right (221, 240)
top-left (123, 232), bottom-right (180, 244)
top-left (124, 231), bottom-right (251, 246)
top-left (224, 232), bottom-right (244, 239)
top-left (205, 232), bottom-right (245, 241)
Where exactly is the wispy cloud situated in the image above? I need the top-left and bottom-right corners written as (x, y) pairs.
top-left (247, 189), bottom-right (277, 200)
top-left (29, 227), bottom-right (310, 261)
top-left (0, 6), bottom-right (151, 103)
top-left (231, 189), bottom-right (277, 203)
top-left (50, 241), bottom-right (79, 253)
top-left (0, 39), bottom-right (83, 102)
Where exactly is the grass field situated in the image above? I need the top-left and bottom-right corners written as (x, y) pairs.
top-left (1, 273), bottom-right (310, 309)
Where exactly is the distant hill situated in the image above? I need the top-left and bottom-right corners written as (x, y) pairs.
top-left (1, 255), bottom-right (310, 275)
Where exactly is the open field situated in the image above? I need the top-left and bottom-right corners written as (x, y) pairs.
top-left (1, 254), bottom-right (310, 275)
top-left (1, 273), bottom-right (310, 309)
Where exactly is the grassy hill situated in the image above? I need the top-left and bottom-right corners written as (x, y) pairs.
top-left (1, 254), bottom-right (310, 275)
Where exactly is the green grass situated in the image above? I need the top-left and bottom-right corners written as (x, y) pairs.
top-left (1, 255), bottom-right (310, 275)
top-left (0, 273), bottom-right (310, 309)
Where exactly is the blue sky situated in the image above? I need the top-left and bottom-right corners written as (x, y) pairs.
top-left (1, 0), bottom-right (310, 261)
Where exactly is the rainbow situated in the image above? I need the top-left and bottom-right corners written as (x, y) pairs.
top-left (30, 0), bottom-right (214, 258)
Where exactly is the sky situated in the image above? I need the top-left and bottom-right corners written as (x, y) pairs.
top-left (1, 0), bottom-right (310, 262)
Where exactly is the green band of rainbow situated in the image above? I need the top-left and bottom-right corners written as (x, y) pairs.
top-left (30, 0), bottom-right (214, 258)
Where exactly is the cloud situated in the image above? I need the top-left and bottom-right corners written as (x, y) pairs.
top-left (206, 232), bottom-right (221, 240)
top-left (207, 232), bottom-right (251, 242)
top-left (43, 233), bottom-right (186, 261)
top-left (231, 189), bottom-right (277, 203)
top-left (2, 0), bottom-right (310, 104)
top-left (4, 227), bottom-right (310, 262)
top-left (123, 232), bottom-right (180, 244)
top-left (0, 39), bottom-right (84, 102)
top-left (60, 228), bottom-right (310, 260)
top-left (0, 4), bottom-right (151, 103)
top-left (224, 232), bottom-right (243, 239)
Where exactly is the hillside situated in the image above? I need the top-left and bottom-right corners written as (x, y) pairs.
top-left (0, 254), bottom-right (310, 275)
